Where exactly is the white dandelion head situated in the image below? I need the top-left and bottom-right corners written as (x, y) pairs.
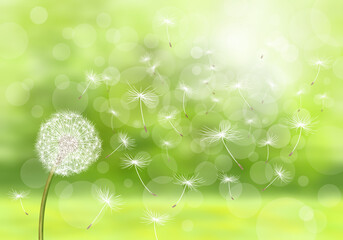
top-left (140, 54), bottom-right (152, 63)
top-left (146, 62), bottom-right (160, 75)
top-left (9, 189), bottom-right (29, 200)
top-left (97, 188), bottom-right (122, 211)
top-left (201, 122), bottom-right (241, 143)
top-left (246, 118), bottom-right (254, 125)
top-left (159, 110), bottom-right (178, 122)
top-left (127, 85), bottom-right (158, 108)
top-left (86, 70), bottom-right (102, 86)
top-left (319, 93), bottom-right (328, 100)
top-left (311, 57), bottom-right (330, 68)
top-left (142, 210), bottom-right (170, 225)
top-left (108, 108), bottom-right (119, 117)
top-left (162, 17), bottom-right (174, 26)
top-left (273, 165), bottom-right (291, 183)
top-left (35, 112), bottom-right (102, 176)
top-left (174, 174), bottom-right (204, 191)
top-left (121, 153), bottom-right (151, 170)
top-left (179, 82), bottom-right (192, 95)
top-left (161, 139), bottom-right (172, 147)
top-left (288, 113), bottom-right (316, 133)
top-left (118, 132), bottom-right (135, 149)
top-left (220, 174), bottom-right (239, 184)
top-left (259, 133), bottom-right (278, 147)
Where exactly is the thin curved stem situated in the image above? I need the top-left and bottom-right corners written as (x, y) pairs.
top-left (110, 114), bottom-right (115, 131)
top-left (289, 128), bottom-right (302, 156)
top-left (298, 95), bottom-right (302, 112)
top-left (135, 166), bottom-right (156, 196)
top-left (182, 92), bottom-right (188, 118)
top-left (105, 143), bottom-right (123, 158)
top-left (166, 26), bottom-right (172, 48)
top-left (311, 65), bottom-right (321, 85)
top-left (154, 222), bottom-right (158, 240)
top-left (265, 145), bottom-right (270, 163)
top-left (165, 147), bottom-right (170, 161)
top-left (172, 185), bottom-right (186, 208)
top-left (238, 89), bottom-right (253, 110)
top-left (140, 99), bottom-right (147, 132)
top-left (87, 204), bottom-right (106, 229)
top-left (262, 176), bottom-right (278, 191)
top-left (222, 139), bottom-right (243, 170)
top-left (20, 198), bottom-right (28, 215)
top-left (39, 169), bottom-right (55, 240)
top-left (79, 81), bottom-right (91, 99)
top-left (228, 183), bottom-right (234, 200)
top-left (168, 120), bottom-right (183, 137)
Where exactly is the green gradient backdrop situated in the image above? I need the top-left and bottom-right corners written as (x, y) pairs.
top-left (0, 0), bottom-right (342, 239)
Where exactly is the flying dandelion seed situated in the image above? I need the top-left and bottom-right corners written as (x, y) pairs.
top-left (142, 210), bottom-right (170, 240)
top-left (245, 118), bottom-right (254, 137)
top-left (108, 108), bottom-right (119, 132)
top-left (287, 113), bottom-right (316, 156)
top-left (258, 133), bottom-right (278, 163)
top-left (87, 188), bottom-right (122, 229)
top-left (232, 82), bottom-right (253, 110)
top-left (261, 81), bottom-right (276, 104)
top-left (201, 122), bottom-right (243, 170)
top-left (161, 139), bottom-right (172, 161)
top-left (202, 79), bottom-right (216, 95)
top-left (206, 97), bottom-right (220, 115)
top-left (9, 189), bottom-right (30, 215)
top-left (36, 112), bottom-right (102, 240)
top-left (310, 58), bottom-right (329, 86)
top-left (220, 174), bottom-right (239, 200)
top-left (172, 174), bottom-right (203, 208)
top-left (121, 153), bottom-right (156, 196)
top-left (162, 18), bottom-right (174, 48)
top-left (178, 82), bottom-right (191, 118)
top-left (296, 89), bottom-right (304, 112)
top-left (262, 165), bottom-right (291, 191)
top-left (127, 84), bottom-right (158, 133)
top-left (159, 111), bottom-right (183, 137)
top-left (105, 132), bottom-right (135, 158)
top-left (78, 70), bottom-right (102, 99)
top-left (319, 93), bottom-right (328, 112)
top-left (101, 73), bottom-right (113, 92)
top-left (207, 64), bottom-right (217, 95)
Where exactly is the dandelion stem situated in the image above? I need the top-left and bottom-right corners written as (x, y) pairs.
top-left (87, 204), bottom-right (106, 229)
top-left (298, 95), bottom-right (302, 112)
top-left (20, 198), bottom-right (28, 215)
top-left (140, 99), bottom-right (147, 132)
top-left (238, 89), bottom-right (253, 110)
top-left (172, 185), bottom-right (186, 208)
top-left (228, 183), bottom-right (234, 200)
top-left (154, 222), bottom-right (158, 240)
top-left (265, 145), bottom-right (270, 164)
top-left (311, 65), bottom-right (321, 86)
top-left (135, 166), bottom-right (156, 196)
top-left (262, 176), bottom-right (278, 191)
top-left (39, 168), bottom-right (55, 240)
top-left (105, 143), bottom-right (123, 158)
top-left (206, 103), bottom-right (216, 115)
top-left (166, 26), bottom-right (172, 48)
top-left (289, 128), bottom-right (302, 156)
top-left (182, 92), bottom-right (189, 118)
top-left (168, 120), bottom-right (183, 137)
top-left (165, 147), bottom-right (170, 161)
top-left (79, 81), bottom-right (91, 99)
top-left (111, 114), bottom-right (115, 132)
top-left (222, 139), bottom-right (243, 170)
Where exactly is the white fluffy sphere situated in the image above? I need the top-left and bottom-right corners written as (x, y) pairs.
top-left (36, 111), bottom-right (102, 176)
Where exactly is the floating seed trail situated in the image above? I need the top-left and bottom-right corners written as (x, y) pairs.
top-left (222, 139), bottom-right (243, 170)
top-left (135, 166), bottom-right (156, 196)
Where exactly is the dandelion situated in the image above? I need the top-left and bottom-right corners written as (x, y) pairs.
top-left (258, 133), bottom-right (278, 163)
top-left (9, 190), bottom-right (29, 215)
top-left (202, 79), bottom-right (216, 95)
top-left (108, 108), bottom-right (119, 132)
top-left (78, 70), bottom-right (102, 99)
top-left (87, 188), bottom-right (122, 229)
top-left (296, 89), bottom-right (304, 112)
top-left (220, 174), bottom-right (239, 200)
top-left (162, 18), bottom-right (174, 48)
top-left (36, 112), bottom-right (102, 239)
top-left (310, 58), bottom-right (328, 86)
top-left (178, 82), bottom-right (191, 118)
top-left (121, 153), bottom-right (156, 196)
top-left (105, 132), bottom-right (135, 158)
top-left (142, 210), bottom-right (170, 240)
top-left (245, 118), bottom-right (254, 137)
top-left (161, 139), bottom-right (172, 161)
top-left (159, 111), bottom-right (183, 137)
top-left (127, 84), bottom-right (158, 133)
top-left (201, 122), bottom-right (243, 170)
top-left (261, 81), bottom-right (276, 104)
top-left (288, 113), bottom-right (315, 156)
top-left (232, 82), bottom-right (253, 110)
top-left (172, 174), bottom-right (203, 208)
top-left (205, 97), bottom-right (219, 115)
top-left (262, 165), bottom-right (291, 191)
top-left (319, 93), bottom-right (328, 112)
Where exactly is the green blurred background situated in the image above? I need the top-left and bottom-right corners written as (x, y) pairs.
top-left (0, 0), bottom-right (342, 239)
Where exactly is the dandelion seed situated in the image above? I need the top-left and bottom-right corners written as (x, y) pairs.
top-left (202, 79), bottom-right (216, 95)
top-left (79, 70), bottom-right (102, 99)
top-left (108, 108), bottom-right (119, 132)
top-left (127, 84), bottom-right (158, 133)
top-left (121, 153), bottom-right (156, 196)
top-left (201, 122), bottom-right (243, 170)
top-left (319, 93), bottom-right (328, 112)
top-left (232, 82), bottom-right (253, 110)
top-left (159, 111), bottom-right (183, 137)
top-left (245, 118), bottom-right (254, 137)
top-left (161, 139), bottom-right (172, 161)
top-left (162, 18), bottom-right (174, 48)
top-left (205, 97), bottom-right (219, 115)
top-left (296, 89), bottom-right (305, 112)
top-left (287, 113), bottom-right (316, 156)
top-left (258, 133), bottom-right (278, 163)
top-left (172, 174), bottom-right (203, 208)
top-left (142, 210), bottom-right (170, 240)
top-left (178, 82), bottom-right (191, 118)
top-left (310, 58), bottom-right (329, 86)
top-left (262, 165), bottom-right (291, 191)
top-left (36, 112), bottom-right (102, 239)
top-left (87, 188), bottom-right (122, 229)
top-left (220, 174), bottom-right (239, 200)
top-left (261, 81), bottom-right (276, 104)
top-left (105, 132), bottom-right (135, 158)
top-left (9, 190), bottom-right (29, 215)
